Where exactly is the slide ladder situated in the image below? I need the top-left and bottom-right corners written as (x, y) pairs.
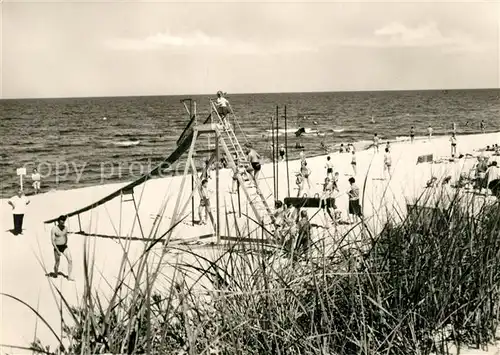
top-left (197, 112), bottom-right (276, 233)
top-left (210, 100), bottom-right (248, 165)
top-left (218, 136), bottom-right (275, 229)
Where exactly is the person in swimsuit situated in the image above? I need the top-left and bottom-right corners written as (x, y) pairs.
top-left (450, 132), bottom-right (457, 158)
top-left (51, 215), bottom-right (74, 280)
top-left (351, 150), bottom-right (357, 175)
top-left (325, 156), bottom-right (334, 180)
top-left (246, 145), bottom-right (262, 184)
top-left (199, 179), bottom-right (210, 224)
top-left (279, 144), bottom-right (286, 161)
top-left (384, 147), bottom-right (392, 179)
top-left (427, 125), bottom-right (433, 140)
top-left (300, 161), bottom-right (312, 191)
top-left (373, 134), bottom-right (380, 153)
top-left (410, 126), bottom-right (415, 144)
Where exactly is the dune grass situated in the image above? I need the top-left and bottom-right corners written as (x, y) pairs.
top-left (5, 181), bottom-right (500, 355)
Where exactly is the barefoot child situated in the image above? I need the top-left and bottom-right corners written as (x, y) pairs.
top-left (199, 179), bottom-right (210, 224)
top-left (325, 156), bottom-right (334, 180)
top-left (300, 161), bottom-right (312, 191)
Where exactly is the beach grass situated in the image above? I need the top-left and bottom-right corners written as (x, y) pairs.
top-left (6, 176), bottom-right (500, 355)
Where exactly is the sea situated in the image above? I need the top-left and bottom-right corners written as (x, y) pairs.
top-left (1, 89), bottom-right (499, 198)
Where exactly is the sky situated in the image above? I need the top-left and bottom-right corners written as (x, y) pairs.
top-left (1, 0), bottom-right (499, 98)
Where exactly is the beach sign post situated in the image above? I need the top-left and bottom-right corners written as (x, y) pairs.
top-left (16, 167), bottom-right (27, 191)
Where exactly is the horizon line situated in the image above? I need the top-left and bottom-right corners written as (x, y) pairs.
top-left (1, 87), bottom-right (499, 101)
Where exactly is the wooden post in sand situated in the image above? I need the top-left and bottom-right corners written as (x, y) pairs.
top-left (284, 105), bottom-right (290, 197)
top-left (190, 100), bottom-right (195, 226)
top-left (276, 105), bottom-right (279, 200)
top-left (215, 133), bottom-right (220, 243)
top-left (271, 114), bottom-right (276, 200)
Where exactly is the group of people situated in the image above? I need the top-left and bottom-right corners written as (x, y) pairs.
top-left (295, 151), bottom-right (363, 224)
top-left (474, 155), bottom-right (500, 197)
top-left (8, 190), bottom-right (73, 280)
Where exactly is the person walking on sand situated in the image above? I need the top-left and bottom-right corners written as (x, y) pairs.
top-left (383, 148), bottom-right (392, 179)
top-left (481, 120), bottom-right (485, 133)
top-left (410, 126), bottom-right (415, 144)
top-left (347, 177), bottom-right (362, 224)
top-left (325, 156), bottom-right (334, 180)
top-left (31, 168), bottom-right (41, 194)
top-left (450, 132), bottom-right (457, 158)
top-left (351, 150), bottom-right (357, 175)
top-left (373, 133), bottom-right (380, 153)
top-left (427, 125), bottom-right (433, 141)
top-left (199, 179), bottom-right (210, 224)
top-left (51, 215), bottom-right (74, 281)
top-left (8, 190), bottom-right (30, 235)
top-left (386, 141), bottom-right (391, 152)
top-left (246, 144), bottom-right (262, 185)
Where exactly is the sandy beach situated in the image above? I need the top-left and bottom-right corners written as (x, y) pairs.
top-left (1, 131), bottom-right (499, 354)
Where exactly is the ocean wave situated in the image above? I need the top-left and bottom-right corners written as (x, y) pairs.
top-left (112, 140), bottom-right (141, 147)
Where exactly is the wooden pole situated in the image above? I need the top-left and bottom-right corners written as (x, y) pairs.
top-left (216, 132), bottom-right (220, 243)
top-left (237, 179), bottom-right (241, 218)
top-left (285, 105), bottom-right (290, 197)
top-left (190, 100), bottom-right (195, 226)
top-left (276, 105), bottom-right (279, 200)
top-left (271, 114), bottom-right (276, 200)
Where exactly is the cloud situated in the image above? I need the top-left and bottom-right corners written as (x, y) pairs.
top-left (104, 31), bottom-right (316, 55)
top-left (333, 21), bottom-right (490, 53)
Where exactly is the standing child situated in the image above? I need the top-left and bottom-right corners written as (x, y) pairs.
top-left (295, 210), bottom-right (311, 260)
top-left (383, 148), bottom-right (392, 179)
top-left (410, 126), bottom-right (415, 144)
top-left (296, 173), bottom-right (304, 197)
top-left (450, 132), bottom-right (457, 157)
top-left (299, 148), bottom-right (306, 163)
top-left (199, 179), bottom-right (210, 225)
top-left (427, 125), bottom-right (433, 141)
top-left (333, 172), bottom-right (340, 193)
top-left (32, 168), bottom-right (41, 194)
top-left (300, 161), bottom-right (312, 191)
top-left (373, 134), bottom-right (380, 153)
top-left (351, 150), bottom-right (357, 175)
top-left (279, 144), bottom-right (286, 161)
top-left (347, 177), bottom-right (362, 224)
top-left (231, 160), bottom-right (243, 194)
top-left (325, 156), bottom-right (334, 180)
